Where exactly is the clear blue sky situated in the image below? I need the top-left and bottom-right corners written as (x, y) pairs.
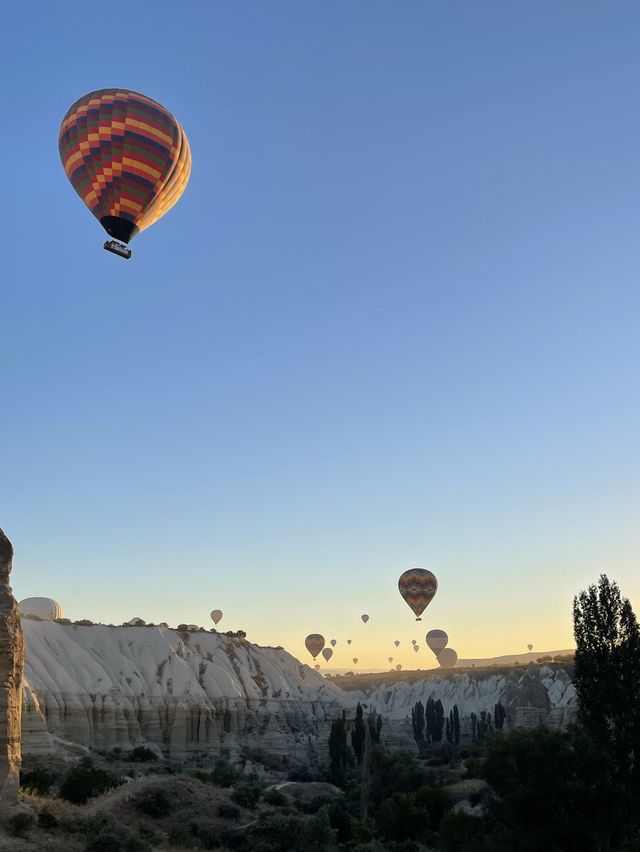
top-left (2, 2), bottom-right (639, 668)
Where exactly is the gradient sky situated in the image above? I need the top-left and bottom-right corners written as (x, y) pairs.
top-left (2, 2), bottom-right (639, 672)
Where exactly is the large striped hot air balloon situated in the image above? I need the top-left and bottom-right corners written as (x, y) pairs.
top-left (398, 568), bottom-right (438, 620)
top-left (305, 634), bottom-right (325, 660)
top-left (59, 88), bottom-right (191, 259)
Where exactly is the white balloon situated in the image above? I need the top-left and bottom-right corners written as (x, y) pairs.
top-left (19, 597), bottom-right (63, 620)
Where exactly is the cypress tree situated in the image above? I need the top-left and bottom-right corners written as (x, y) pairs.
top-left (351, 702), bottom-right (366, 764)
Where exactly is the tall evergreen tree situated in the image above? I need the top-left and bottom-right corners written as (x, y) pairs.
top-left (411, 701), bottom-right (425, 749)
top-left (328, 711), bottom-right (349, 786)
top-left (351, 702), bottom-right (366, 764)
top-left (573, 575), bottom-right (640, 802)
top-left (453, 704), bottom-right (460, 744)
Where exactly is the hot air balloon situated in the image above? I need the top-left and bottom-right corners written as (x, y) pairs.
top-left (396, 664), bottom-right (402, 671)
top-left (210, 610), bottom-right (223, 625)
top-left (527, 644), bottom-right (533, 652)
top-left (361, 614), bottom-right (369, 624)
top-left (322, 648), bottom-right (333, 662)
top-left (426, 629), bottom-right (448, 657)
top-left (314, 664), bottom-right (320, 670)
top-left (388, 657), bottom-right (393, 663)
top-left (413, 645), bottom-right (419, 653)
top-left (305, 634), bottom-right (325, 660)
top-left (352, 658), bottom-right (358, 665)
top-left (19, 598), bottom-right (63, 620)
top-left (412, 639), bottom-right (417, 645)
top-left (347, 639), bottom-right (352, 645)
top-left (438, 648), bottom-right (458, 668)
top-left (59, 89), bottom-right (191, 259)
top-left (398, 568), bottom-right (438, 620)
top-left (330, 639), bottom-right (337, 647)
top-left (394, 640), bottom-right (400, 647)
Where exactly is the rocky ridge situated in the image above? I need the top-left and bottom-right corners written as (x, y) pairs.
top-left (20, 622), bottom-right (576, 762)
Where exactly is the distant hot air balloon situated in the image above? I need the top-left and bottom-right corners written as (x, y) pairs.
top-left (361, 614), bottom-right (369, 624)
top-left (412, 639), bottom-right (417, 645)
top-left (398, 568), bottom-right (438, 620)
top-left (438, 648), bottom-right (458, 668)
top-left (527, 644), bottom-right (533, 652)
top-left (314, 664), bottom-right (320, 670)
top-left (426, 629), bottom-right (448, 657)
top-left (388, 657), bottom-right (394, 663)
top-left (305, 634), bottom-right (325, 660)
top-left (19, 598), bottom-right (63, 620)
top-left (322, 648), bottom-right (333, 662)
top-left (394, 640), bottom-right (400, 647)
top-left (396, 664), bottom-right (402, 671)
top-left (347, 639), bottom-right (352, 645)
top-left (330, 639), bottom-right (337, 647)
top-left (353, 658), bottom-right (358, 665)
top-left (413, 645), bottom-right (419, 653)
top-left (59, 89), bottom-right (191, 259)
top-left (210, 610), bottom-right (223, 625)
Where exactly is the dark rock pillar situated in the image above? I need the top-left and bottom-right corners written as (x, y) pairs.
top-left (0, 530), bottom-right (24, 800)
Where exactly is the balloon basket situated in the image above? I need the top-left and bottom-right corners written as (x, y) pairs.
top-left (104, 240), bottom-right (132, 260)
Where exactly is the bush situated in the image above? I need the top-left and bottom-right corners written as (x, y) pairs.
top-left (231, 782), bottom-right (262, 808)
top-left (438, 810), bottom-right (487, 851)
top-left (7, 812), bottom-right (34, 836)
top-left (38, 808), bottom-right (58, 829)
top-left (84, 829), bottom-right (150, 852)
top-left (21, 766), bottom-right (55, 795)
top-left (136, 788), bottom-right (172, 818)
top-left (263, 787), bottom-right (288, 806)
top-left (211, 759), bottom-right (240, 788)
top-left (128, 746), bottom-right (157, 762)
top-left (59, 766), bottom-right (123, 805)
top-left (218, 802), bottom-right (241, 820)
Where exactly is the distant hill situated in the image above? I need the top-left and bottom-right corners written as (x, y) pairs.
top-left (322, 649), bottom-right (575, 678)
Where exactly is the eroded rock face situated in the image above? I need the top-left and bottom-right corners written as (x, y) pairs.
top-left (0, 530), bottom-right (24, 800)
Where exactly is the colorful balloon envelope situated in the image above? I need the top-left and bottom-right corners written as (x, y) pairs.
top-left (210, 609), bottom-right (223, 625)
top-left (322, 648), bottom-right (333, 662)
top-left (305, 634), bottom-right (325, 660)
top-left (398, 568), bottom-right (438, 620)
top-left (59, 88), bottom-right (191, 256)
top-left (314, 664), bottom-right (320, 670)
top-left (361, 614), bottom-right (369, 623)
top-left (438, 648), bottom-right (458, 668)
top-left (426, 629), bottom-right (448, 657)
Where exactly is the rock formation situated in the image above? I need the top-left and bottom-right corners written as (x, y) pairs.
top-left (0, 530), bottom-right (24, 801)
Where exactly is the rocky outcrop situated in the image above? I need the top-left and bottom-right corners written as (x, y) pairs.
top-left (0, 530), bottom-right (24, 801)
top-left (19, 620), bottom-right (576, 763)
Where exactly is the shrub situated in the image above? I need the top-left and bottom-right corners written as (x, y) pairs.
top-left (136, 788), bottom-right (172, 818)
top-left (38, 808), bottom-right (58, 829)
top-left (59, 766), bottom-right (123, 805)
top-left (438, 811), bottom-right (487, 852)
top-left (231, 782), bottom-right (262, 808)
top-left (218, 801), bottom-right (241, 820)
top-left (211, 759), bottom-right (239, 788)
top-left (263, 787), bottom-right (287, 806)
top-left (21, 766), bottom-right (55, 795)
top-left (84, 829), bottom-right (151, 851)
top-left (128, 746), bottom-right (157, 762)
top-left (7, 812), bottom-right (34, 836)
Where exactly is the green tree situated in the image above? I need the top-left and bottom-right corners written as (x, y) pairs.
top-left (328, 712), bottom-right (349, 786)
top-left (411, 701), bottom-right (425, 750)
top-left (352, 703), bottom-right (366, 764)
top-left (573, 574), bottom-right (640, 810)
